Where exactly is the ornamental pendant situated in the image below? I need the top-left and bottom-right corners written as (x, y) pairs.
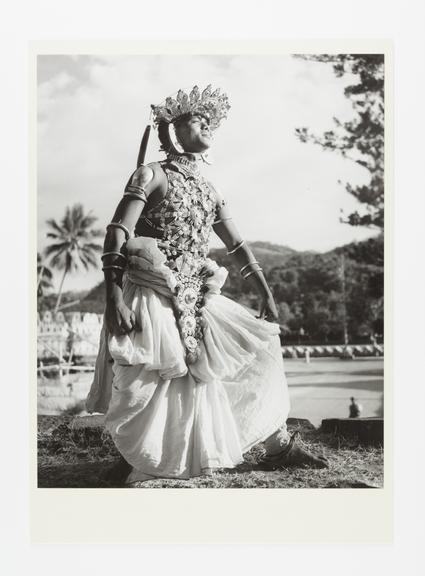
top-left (173, 269), bottom-right (206, 364)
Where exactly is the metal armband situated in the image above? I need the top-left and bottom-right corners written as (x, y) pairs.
top-left (123, 184), bottom-right (147, 203)
top-left (227, 240), bottom-right (245, 255)
top-left (106, 222), bottom-right (131, 241)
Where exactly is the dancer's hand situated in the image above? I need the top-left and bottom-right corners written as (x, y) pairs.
top-left (259, 292), bottom-right (279, 322)
top-left (105, 298), bottom-right (137, 336)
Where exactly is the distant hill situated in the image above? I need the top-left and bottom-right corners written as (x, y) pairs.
top-left (329, 234), bottom-right (384, 267)
top-left (38, 289), bottom-right (90, 314)
top-left (70, 241), bottom-right (308, 313)
top-left (209, 240), bottom-right (303, 272)
top-left (67, 282), bottom-right (107, 314)
top-left (40, 235), bottom-right (383, 324)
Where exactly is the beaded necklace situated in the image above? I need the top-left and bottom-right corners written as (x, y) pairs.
top-left (166, 153), bottom-right (201, 179)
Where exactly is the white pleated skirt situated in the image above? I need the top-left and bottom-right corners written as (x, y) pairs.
top-left (87, 238), bottom-right (290, 481)
top-left (104, 283), bottom-right (290, 480)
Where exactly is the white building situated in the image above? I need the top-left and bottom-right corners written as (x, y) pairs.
top-left (37, 311), bottom-right (103, 359)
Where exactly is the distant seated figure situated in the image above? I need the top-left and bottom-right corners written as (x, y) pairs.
top-left (349, 396), bottom-right (362, 418)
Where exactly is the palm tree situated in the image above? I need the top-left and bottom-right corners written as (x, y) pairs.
top-left (44, 204), bottom-right (103, 313)
top-left (37, 252), bottom-right (53, 298)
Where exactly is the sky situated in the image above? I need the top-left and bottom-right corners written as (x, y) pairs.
top-left (37, 54), bottom-right (379, 292)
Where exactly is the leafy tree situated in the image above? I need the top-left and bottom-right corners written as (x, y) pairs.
top-left (277, 301), bottom-right (293, 332)
top-left (335, 232), bottom-right (384, 266)
top-left (264, 239), bottom-right (383, 342)
top-left (295, 54), bottom-right (384, 229)
top-left (344, 261), bottom-right (383, 337)
top-left (44, 204), bottom-right (103, 313)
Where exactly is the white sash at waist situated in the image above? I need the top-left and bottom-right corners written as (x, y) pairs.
top-left (86, 236), bottom-right (280, 413)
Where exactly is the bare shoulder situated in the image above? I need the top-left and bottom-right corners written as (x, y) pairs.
top-left (129, 164), bottom-right (154, 187)
top-left (126, 162), bottom-right (166, 196)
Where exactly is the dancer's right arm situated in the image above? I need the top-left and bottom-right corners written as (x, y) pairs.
top-left (103, 164), bottom-right (156, 335)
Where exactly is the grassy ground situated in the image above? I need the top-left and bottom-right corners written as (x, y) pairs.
top-left (38, 415), bottom-right (383, 489)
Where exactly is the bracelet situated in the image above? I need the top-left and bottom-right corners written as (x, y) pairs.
top-left (240, 261), bottom-right (260, 275)
top-left (101, 251), bottom-right (127, 261)
top-left (102, 264), bottom-right (126, 272)
top-left (213, 216), bottom-right (233, 225)
top-left (227, 240), bottom-right (245, 255)
top-left (125, 184), bottom-right (147, 196)
top-left (106, 222), bottom-right (131, 241)
top-left (242, 268), bottom-right (263, 280)
top-left (123, 192), bottom-right (147, 202)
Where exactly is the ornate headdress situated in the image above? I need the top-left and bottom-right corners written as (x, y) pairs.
top-left (151, 84), bottom-right (231, 131)
top-left (136, 85), bottom-right (230, 167)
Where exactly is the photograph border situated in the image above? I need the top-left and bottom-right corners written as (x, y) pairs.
top-left (30, 38), bottom-right (393, 543)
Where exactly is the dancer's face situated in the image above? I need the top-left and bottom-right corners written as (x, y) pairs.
top-left (174, 114), bottom-right (212, 153)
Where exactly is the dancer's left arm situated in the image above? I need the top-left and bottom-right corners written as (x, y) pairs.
top-left (212, 189), bottom-right (278, 321)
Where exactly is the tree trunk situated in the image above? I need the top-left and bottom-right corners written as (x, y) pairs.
top-left (37, 265), bottom-right (45, 292)
top-left (339, 254), bottom-right (349, 345)
top-left (54, 268), bottom-right (68, 314)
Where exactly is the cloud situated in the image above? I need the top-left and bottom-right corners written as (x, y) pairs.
top-left (37, 54), bottom-right (378, 291)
